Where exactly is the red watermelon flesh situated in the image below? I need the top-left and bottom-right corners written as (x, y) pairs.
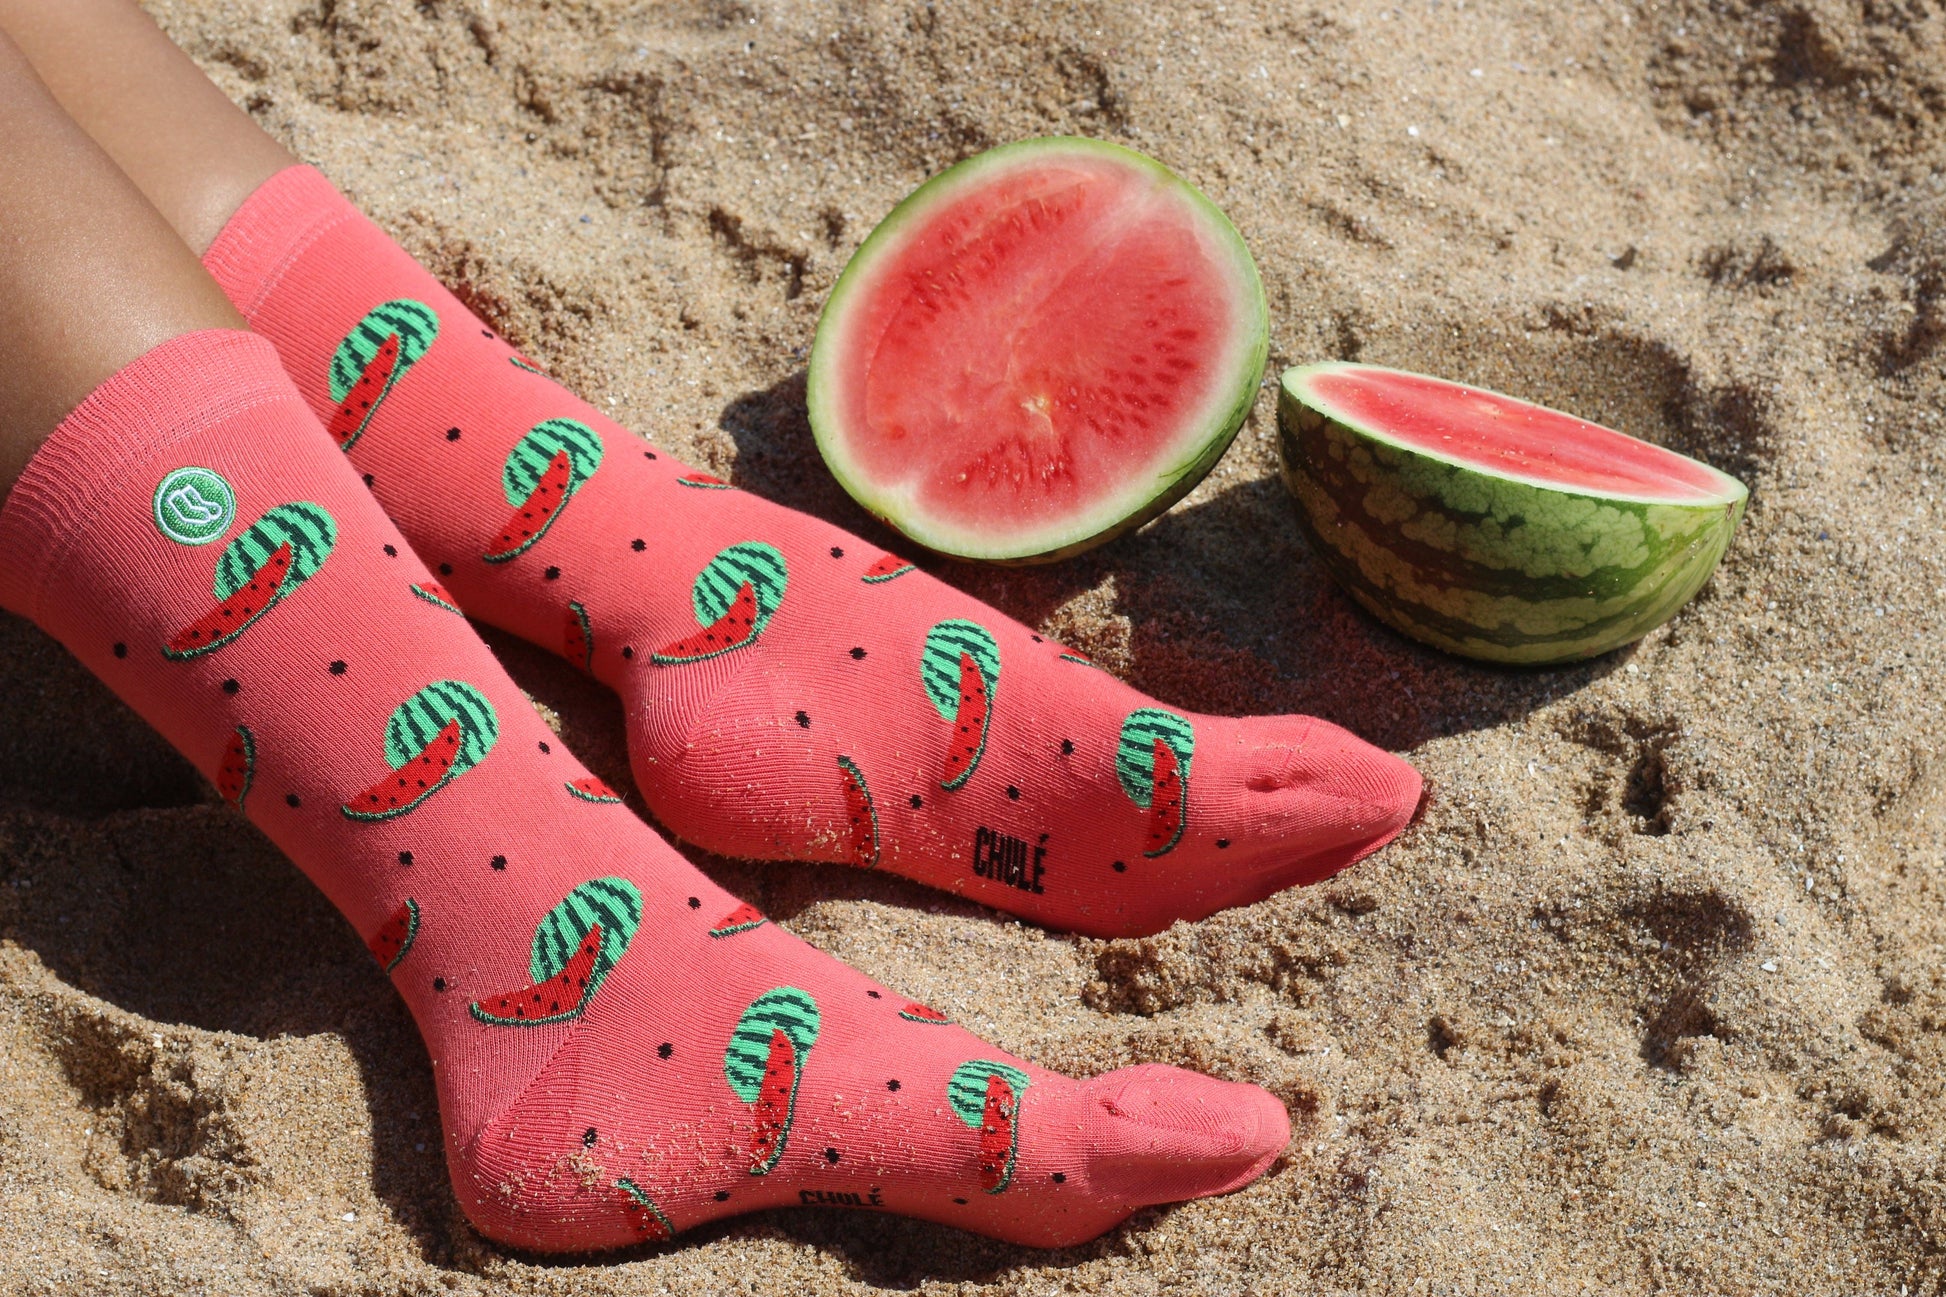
top-left (749, 1027), bottom-right (799, 1173)
top-left (839, 756), bottom-right (879, 868)
top-left (976, 1071), bottom-right (1020, 1192)
top-left (617, 1181), bottom-right (673, 1243)
top-left (1301, 364), bottom-right (1737, 501)
top-left (862, 554), bottom-right (915, 582)
top-left (1145, 737), bottom-right (1186, 857)
top-left (216, 726), bottom-right (254, 807)
top-left (344, 719), bottom-right (461, 818)
top-left (565, 776), bottom-right (623, 803)
top-left (367, 898), bottom-right (419, 972)
top-left (485, 449), bottom-right (574, 560)
top-left (564, 604), bottom-right (592, 668)
top-left (710, 902), bottom-right (766, 937)
top-left (653, 581), bottom-right (759, 661)
top-left (898, 1002), bottom-right (951, 1024)
top-left (807, 138), bottom-right (1268, 562)
top-left (941, 651), bottom-right (990, 788)
top-left (328, 332), bottom-right (400, 447)
top-left (166, 542), bottom-right (293, 655)
top-left (471, 923), bottom-right (603, 1025)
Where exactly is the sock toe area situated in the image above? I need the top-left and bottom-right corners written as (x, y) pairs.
top-left (1071, 1064), bottom-right (1291, 1208)
top-left (1226, 715), bottom-right (1422, 877)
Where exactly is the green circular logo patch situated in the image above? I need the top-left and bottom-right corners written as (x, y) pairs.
top-left (152, 467), bottom-right (236, 546)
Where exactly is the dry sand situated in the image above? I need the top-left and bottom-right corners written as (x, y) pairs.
top-left (3, 0), bottom-right (1945, 1292)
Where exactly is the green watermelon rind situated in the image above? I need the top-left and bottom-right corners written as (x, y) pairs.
top-left (690, 541), bottom-right (789, 628)
top-left (946, 1059), bottom-right (1031, 1129)
top-left (805, 135), bottom-right (1270, 565)
top-left (920, 620), bottom-right (1001, 721)
top-left (527, 876), bottom-right (643, 993)
top-left (382, 680), bottom-right (499, 773)
top-left (1115, 709), bottom-right (1195, 808)
top-left (1277, 364), bottom-right (1748, 666)
top-left (327, 299), bottom-right (440, 403)
top-left (723, 987), bottom-right (821, 1104)
top-left (502, 418), bottom-right (605, 507)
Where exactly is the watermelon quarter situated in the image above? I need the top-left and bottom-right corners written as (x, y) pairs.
top-left (215, 725), bottom-right (255, 808)
top-left (898, 1002), bottom-right (951, 1024)
top-left (709, 902), bottom-right (767, 938)
top-left (471, 876), bottom-right (643, 1026)
top-left (614, 1178), bottom-right (674, 1243)
top-left (484, 419), bottom-right (605, 562)
top-left (1278, 363), bottom-right (1749, 665)
top-left (947, 1060), bottom-right (1030, 1194)
top-left (1117, 709), bottom-right (1194, 858)
top-left (343, 680), bottom-right (499, 821)
top-left (651, 542), bottom-right (788, 664)
top-left (564, 600), bottom-right (594, 669)
top-left (724, 987), bottom-right (821, 1174)
top-left (164, 503), bottom-right (337, 659)
top-left (565, 776), bottom-right (624, 803)
top-left (837, 755), bottom-right (879, 868)
top-left (861, 554), bottom-right (915, 583)
top-left (807, 136), bottom-right (1269, 563)
top-left (410, 580), bottom-right (462, 614)
top-left (921, 620), bottom-right (1000, 790)
top-left (677, 471), bottom-right (732, 489)
top-left (326, 300), bottom-right (439, 451)
top-left (367, 897), bottom-right (420, 973)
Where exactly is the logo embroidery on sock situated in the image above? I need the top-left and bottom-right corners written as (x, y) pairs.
top-left (921, 620), bottom-right (999, 790)
top-left (947, 1061), bottom-right (1030, 1194)
top-left (972, 826), bottom-right (1047, 894)
top-left (798, 1188), bottom-right (885, 1208)
top-left (725, 987), bottom-right (821, 1174)
top-left (326, 299), bottom-right (440, 450)
top-left (162, 501), bottom-right (336, 659)
top-left (1117, 709), bottom-right (1195, 858)
top-left (152, 466), bottom-right (236, 545)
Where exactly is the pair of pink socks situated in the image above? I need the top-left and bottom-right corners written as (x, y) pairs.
top-left (0, 165), bottom-right (1419, 1251)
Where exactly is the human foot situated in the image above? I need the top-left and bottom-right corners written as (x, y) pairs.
top-left (205, 166), bottom-right (1423, 938)
top-left (1, 330), bottom-right (1290, 1249)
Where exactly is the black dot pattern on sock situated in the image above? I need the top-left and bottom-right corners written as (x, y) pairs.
top-left (824, 1148), bottom-right (840, 1164)
top-left (829, 546), bottom-right (845, 558)
top-left (657, 1042), bottom-right (673, 1059)
top-left (631, 538), bottom-right (646, 551)
top-left (444, 427), bottom-right (462, 442)
top-left (362, 473), bottom-right (374, 487)
top-left (621, 646), bottom-right (635, 660)
top-left (1112, 860), bottom-right (1127, 872)
top-left (714, 1190), bottom-right (729, 1201)
top-left (954, 1198), bottom-right (968, 1205)
top-left (1006, 786), bottom-right (1020, 800)
top-left (910, 794), bottom-right (923, 809)
top-left (329, 660), bottom-right (347, 675)
top-left (433, 977), bottom-right (447, 991)
top-left (849, 647), bottom-right (866, 660)
top-left (544, 566), bottom-right (561, 580)
top-left (1061, 739), bottom-right (1074, 755)
top-left (886, 1079), bottom-right (901, 1091)
top-left (687, 896), bottom-right (701, 909)
top-left (583, 1127), bottom-right (598, 1147)
top-left (1216, 839), bottom-right (1231, 848)
top-left (112, 643), bottom-right (127, 658)
top-left (1031, 635), bottom-right (1043, 643)
top-left (383, 544), bottom-right (397, 557)
top-left (438, 562), bottom-right (453, 575)
top-left (490, 855), bottom-right (507, 870)
top-left (866, 990), bottom-right (881, 998)
top-left (1052, 1172), bottom-right (1066, 1183)
top-left (643, 450), bottom-right (657, 460)
top-left (222, 679), bottom-right (240, 694)
top-left (538, 741), bottom-right (551, 754)
top-left (286, 793), bottom-right (301, 808)
top-left (795, 710), bottom-right (811, 728)
top-left (398, 851), bottom-right (413, 866)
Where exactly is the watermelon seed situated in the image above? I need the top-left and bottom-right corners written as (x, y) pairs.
top-left (622, 646), bottom-right (635, 660)
top-left (795, 711), bottom-right (811, 728)
top-left (1112, 861), bottom-right (1127, 872)
top-left (887, 1079), bottom-right (901, 1091)
top-left (1216, 839), bottom-right (1230, 849)
top-left (829, 546), bottom-right (844, 558)
top-left (433, 977), bottom-right (447, 991)
top-left (330, 660), bottom-right (348, 675)
top-left (383, 544), bottom-right (397, 557)
top-left (438, 563), bottom-right (453, 575)
top-left (849, 647), bottom-right (866, 660)
top-left (824, 1148), bottom-right (840, 1164)
top-left (1052, 1172), bottom-right (1066, 1183)
top-left (446, 427), bottom-right (461, 441)
top-left (910, 795), bottom-right (923, 809)
top-left (687, 896), bottom-right (700, 908)
top-left (545, 566), bottom-right (561, 580)
top-left (112, 643), bottom-right (126, 658)
top-left (222, 679), bottom-right (240, 694)
top-left (583, 1127), bottom-right (597, 1147)
top-left (491, 855), bottom-right (507, 870)
top-left (631, 538), bottom-right (646, 551)
top-left (1061, 739), bottom-right (1074, 755)
top-left (398, 851), bottom-right (414, 866)
top-left (657, 1042), bottom-right (673, 1058)
top-left (714, 1190), bottom-right (730, 1201)
top-left (1006, 786), bottom-right (1020, 800)
top-left (538, 742), bottom-right (551, 754)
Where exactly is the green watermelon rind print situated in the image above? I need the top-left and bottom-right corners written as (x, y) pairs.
top-left (328, 300), bottom-right (441, 403)
top-left (381, 679), bottom-right (500, 773)
top-left (946, 1059), bottom-right (1031, 1129)
top-left (1115, 709), bottom-right (1195, 809)
top-left (691, 541), bottom-right (789, 628)
top-left (501, 418), bottom-right (605, 507)
top-left (723, 987), bottom-right (821, 1104)
top-left (211, 502), bottom-right (338, 602)
top-left (920, 620), bottom-right (1001, 721)
top-left (527, 876), bottom-right (643, 995)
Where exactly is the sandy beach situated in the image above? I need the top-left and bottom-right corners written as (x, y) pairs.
top-left (4, 0), bottom-right (1945, 1292)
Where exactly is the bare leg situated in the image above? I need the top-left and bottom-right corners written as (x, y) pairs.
top-left (0, 0), bottom-right (292, 256)
top-left (0, 27), bottom-right (243, 492)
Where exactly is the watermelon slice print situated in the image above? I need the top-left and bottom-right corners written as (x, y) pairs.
top-left (367, 898), bottom-right (420, 973)
top-left (411, 580), bottom-right (462, 614)
top-left (898, 1002), bottom-right (952, 1025)
top-left (1058, 650), bottom-right (1102, 668)
top-left (651, 542), bottom-right (788, 664)
top-left (723, 987), bottom-right (821, 1174)
top-left (837, 755), bottom-right (879, 867)
top-left (565, 776), bottom-right (623, 803)
top-left (326, 300), bottom-right (439, 451)
top-left (615, 1178), bottom-right (674, 1243)
top-left (564, 600), bottom-right (593, 670)
top-left (710, 902), bottom-right (767, 938)
top-left (677, 471), bottom-right (732, 489)
top-left (216, 725), bottom-right (255, 809)
top-left (862, 554), bottom-right (915, 583)
top-left (922, 620), bottom-right (1000, 790)
top-left (470, 876), bottom-right (643, 1026)
top-left (948, 1060), bottom-right (1031, 1194)
top-left (509, 353), bottom-right (545, 375)
top-left (164, 503), bottom-right (337, 659)
top-left (342, 680), bottom-right (499, 821)
top-left (484, 419), bottom-right (605, 562)
top-left (1116, 709), bottom-right (1195, 858)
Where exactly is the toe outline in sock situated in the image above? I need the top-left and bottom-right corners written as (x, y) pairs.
top-left (1117, 709), bottom-right (1195, 858)
top-left (725, 987), bottom-right (821, 1174)
top-left (470, 877), bottom-right (643, 1026)
top-left (326, 300), bottom-right (439, 450)
top-left (164, 502), bottom-right (337, 659)
top-left (948, 1060), bottom-right (1031, 1194)
top-left (342, 680), bottom-right (499, 821)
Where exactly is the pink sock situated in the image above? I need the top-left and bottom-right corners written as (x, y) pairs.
top-left (1, 329), bottom-right (1289, 1250)
top-left (206, 166), bottom-right (1423, 938)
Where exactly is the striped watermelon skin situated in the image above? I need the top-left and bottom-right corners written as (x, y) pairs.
top-left (527, 876), bottom-right (643, 996)
top-left (328, 300), bottom-right (440, 401)
top-left (214, 502), bottom-right (337, 599)
top-left (383, 680), bottom-right (499, 775)
top-left (502, 419), bottom-right (604, 506)
top-left (1116, 709), bottom-right (1194, 808)
top-left (1277, 369), bottom-right (1747, 665)
top-left (724, 987), bottom-right (821, 1174)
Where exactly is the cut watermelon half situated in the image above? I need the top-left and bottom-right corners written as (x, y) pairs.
top-left (1279, 363), bottom-right (1749, 665)
top-left (808, 136), bottom-right (1269, 563)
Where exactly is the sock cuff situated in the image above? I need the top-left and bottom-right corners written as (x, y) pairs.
top-left (0, 329), bottom-right (305, 622)
top-left (203, 164), bottom-right (361, 319)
